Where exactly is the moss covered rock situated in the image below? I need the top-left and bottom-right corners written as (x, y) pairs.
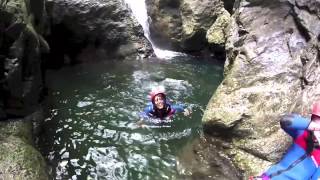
top-left (0, 116), bottom-right (48, 180)
top-left (0, 136), bottom-right (48, 180)
top-left (206, 9), bottom-right (231, 45)
top-left (0, 119), bottom-right (33, 144)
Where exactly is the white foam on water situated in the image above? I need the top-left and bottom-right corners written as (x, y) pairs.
top-left (127, 153), bottom-right (148, 171)
top-left (86, 147), bottom-right (128, 179)
top-left (77, 101), bottom-right (93, 108)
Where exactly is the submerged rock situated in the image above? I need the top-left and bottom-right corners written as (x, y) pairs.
top-left (203, 0), bottom-right (320, 178)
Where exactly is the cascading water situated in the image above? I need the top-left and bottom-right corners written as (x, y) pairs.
top-left (124, 0), bottom-right (185, 59)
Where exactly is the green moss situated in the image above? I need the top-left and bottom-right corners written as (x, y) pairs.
top-left (206, 9), bottom-right (231, 45)
top-left (0, 136), bottom-right (48, 180)
top-left (0, 119), bottom-right (33, 144)
top-left (0, 33), bottom-right (47, 180)
top-left (182, 18), bottom-right (196, 36)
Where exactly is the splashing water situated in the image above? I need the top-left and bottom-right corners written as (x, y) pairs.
top-left (39, 58), bottom-right (224, 179)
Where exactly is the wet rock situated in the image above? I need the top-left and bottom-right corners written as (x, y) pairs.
top-left (45, 0), bottom-right (152, 66)
top-left (0, 0), bottom-right (49, 179)
top-left (146, 0), bottom-right (227, 54)
top-left (146, 0), bottom-right (182, 50)
top-left (0, 0), bottom-right (48, 116)
top-left (177, 136), bottom-right (241, 180)
top-left (203, 0), bottom-right (320, 177)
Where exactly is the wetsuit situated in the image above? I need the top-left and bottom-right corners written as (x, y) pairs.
top-left (142, 102), bottom-right (185, 120)
top-left (261, 114), bottom-right (320, 180)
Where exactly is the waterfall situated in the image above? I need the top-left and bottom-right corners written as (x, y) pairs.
top-left (124, 0), bottom-right (185, 59)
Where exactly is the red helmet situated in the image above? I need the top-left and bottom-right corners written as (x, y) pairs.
top-left (149, 88), bottom-right (166, 103)
top-left (312, 100), bottom-right (320, 117)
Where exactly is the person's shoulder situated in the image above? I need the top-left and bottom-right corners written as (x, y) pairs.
top-left (144, 103), bottom-right (154, 111)
top-left (282, 113), bottom-right (308, 121)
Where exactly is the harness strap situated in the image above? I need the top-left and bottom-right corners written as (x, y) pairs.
top-left (249, 174), bottom-right (269, 180)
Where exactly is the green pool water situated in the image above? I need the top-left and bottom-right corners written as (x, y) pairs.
top-left (39, 57), bottom-right (224, 179)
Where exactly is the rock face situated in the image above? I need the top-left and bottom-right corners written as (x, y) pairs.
top-left (177, 137), bottom-right (240, 180)
top-left (45, 0), bottom-right (152, 67)
top-left (0, 0), bottom-right (49, 119)
top-left (0, 0), bottom-right (49, 179)
top-left (202, 0), bottom-right (320, 178)
top-left (146, 0), bottom-right (231, 54)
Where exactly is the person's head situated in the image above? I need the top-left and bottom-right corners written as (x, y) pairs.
top-left (150, 87), bottom-right (166, 110)
top-left (311, 100), bottom-right (320, 123)
top-left (153, 93), bottom-right (166, 109)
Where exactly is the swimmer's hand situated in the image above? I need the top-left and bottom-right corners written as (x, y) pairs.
top-left (137, 120), bottom-right (144, 127)
top-left (183, 108), bottom-right (192, 116)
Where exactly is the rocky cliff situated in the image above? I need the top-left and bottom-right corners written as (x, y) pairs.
top-left (203, 0), bottom-right (320, 178)
top-left (146, 0), bottom-right (232, 56)
top-left (45, 0), bottom-right (152, 67)
top-left (0, 0), bottom-right (49, 179)
top-left (2, 0), bottom-right (319, 179)
top-left (0, 0), bottom-right (49, 118)
top-left (0, 0), bottom-right (154, 178)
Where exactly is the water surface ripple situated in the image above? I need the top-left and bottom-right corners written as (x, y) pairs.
top-left (39, 58), bottom-right (223, 179)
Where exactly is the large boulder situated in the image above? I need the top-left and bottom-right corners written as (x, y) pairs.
top-left (203, 0), bottom-right (320, 178)
top-left (0, 112), bottom-right (48, 180)
top-left (146, 0), bottom-right (230, 54)
top-left (45, 0), bottom-right (152, 67)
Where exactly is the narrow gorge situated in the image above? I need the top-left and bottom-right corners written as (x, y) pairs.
top-left (0, 0), bottom-right (319, 179)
